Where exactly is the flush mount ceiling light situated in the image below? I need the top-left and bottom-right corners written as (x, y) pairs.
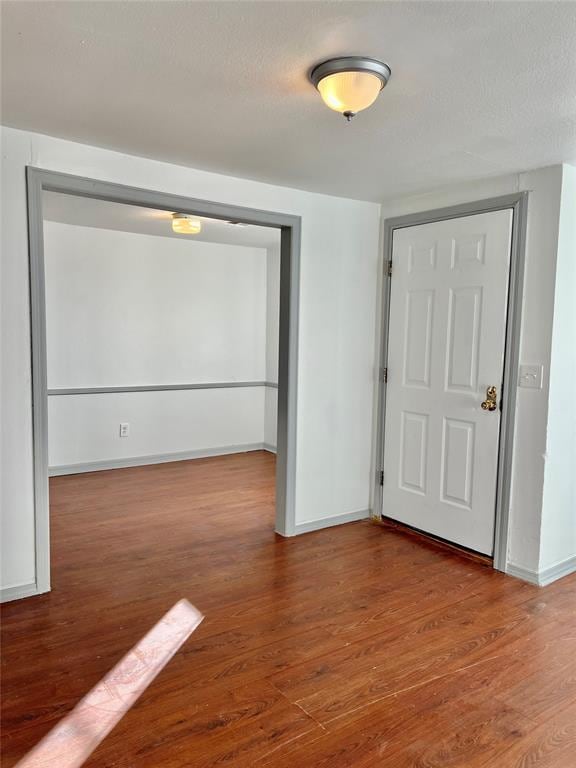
top-left (310, 56), bottom-right (391, 121)
top-left (172, 213), bottom-right (202, 235)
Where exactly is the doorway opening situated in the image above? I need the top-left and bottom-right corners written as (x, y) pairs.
top-left (374, 193), bottom-right (528, 572)
top-left (27, 168), bottom-right (301, 596)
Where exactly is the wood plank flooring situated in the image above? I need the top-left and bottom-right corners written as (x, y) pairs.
top-left (1, 450), bottom-right (575, 767)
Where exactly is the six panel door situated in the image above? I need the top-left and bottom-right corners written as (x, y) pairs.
top-left (382, 210), bottom-right (513, 555)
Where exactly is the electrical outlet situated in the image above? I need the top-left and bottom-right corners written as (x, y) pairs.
top-left (119, 423), bottom-right (130, 437)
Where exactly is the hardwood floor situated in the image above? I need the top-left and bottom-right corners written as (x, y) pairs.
top-left (1, 450), bottom-right (575, 767)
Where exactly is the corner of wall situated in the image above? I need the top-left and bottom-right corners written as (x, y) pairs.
top-left (538, 163), bottom-right (576, 579)
top-left (501, 166), bottom-right (564, 578)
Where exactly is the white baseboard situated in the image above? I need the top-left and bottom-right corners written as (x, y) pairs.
top-left (538, 555), bottom-right (576, 586)
top-left (505, 563), bottom-right (540, 585)
top-left (262, 443), bottom-right (277, 454)
top-left (506, 555), bottom-right (576, 587)
top-left (293, 508), bottom-right (370, 535)
top-left (0, 582), bottom-right (43, 603)
top-left (49, 443), bottom-right (269, 476)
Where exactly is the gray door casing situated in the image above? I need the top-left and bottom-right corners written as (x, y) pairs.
top-left (373, 193), bottom-right (529, 572)
top-left (26, 167), bottom-right (302, 596)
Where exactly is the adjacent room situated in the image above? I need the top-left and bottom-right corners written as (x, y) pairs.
top-left (44, 194), bottom-right (281, 474)
top-left (1, 1), bottom-right (575, 767)
top-left (42, 190), bottom-right (282, 593)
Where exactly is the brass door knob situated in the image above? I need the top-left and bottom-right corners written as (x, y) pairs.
top-left (481, 386), bottom-right (498, 411)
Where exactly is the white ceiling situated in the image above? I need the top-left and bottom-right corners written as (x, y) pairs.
top-left (43, 191), bottom-right (280, 249)
top-left (2, 1), bottom-right (576, 202)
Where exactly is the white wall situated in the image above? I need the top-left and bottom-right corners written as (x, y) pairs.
top-left (45, 222), bottom-right (268, 387)
top-left (264, 387), bottom-right (278, 450)
top-left (0, 126), bottom-right (381, 595)
top-left (44, 222), bottom-right (271, 469)
top-left (379, 166), bottom-right (565, 578)
top-left (264, 242), bottom-right (280, 449)
top-left (540, 164), bottom-right (576, 574)
top-left (265, 242), bottom-right (281, 384)
top-left (48, 389), bottom-right (266, 467)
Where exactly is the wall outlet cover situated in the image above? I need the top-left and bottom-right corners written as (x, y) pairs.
top-left (119, 422), bottom-right (130, 437)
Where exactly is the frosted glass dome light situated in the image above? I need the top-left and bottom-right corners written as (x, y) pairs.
top-left (310, 57), bottom-right (391, 121)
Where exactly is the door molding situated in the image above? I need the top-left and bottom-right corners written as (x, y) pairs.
top-left (373, 193), bottom-right (528, 572)
top-left (26, 167), bottom-right (301, 598)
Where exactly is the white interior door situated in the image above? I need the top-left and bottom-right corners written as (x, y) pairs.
top-left (382, 209), bottom-right (513, 555)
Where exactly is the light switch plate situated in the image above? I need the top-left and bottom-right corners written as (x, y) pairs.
top-left (518, 364), bottom-right (543, 389)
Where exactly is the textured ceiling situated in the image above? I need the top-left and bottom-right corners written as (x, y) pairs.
top-left (43, 192), bottom-right (280, 248)
top-left (2, 1), bottom-right (576, 201)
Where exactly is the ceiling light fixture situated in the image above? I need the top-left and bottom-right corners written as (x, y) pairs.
top-left (172, 213), bottom-right (202, 235)
top-left (310, 56), bottom-right (391, 121)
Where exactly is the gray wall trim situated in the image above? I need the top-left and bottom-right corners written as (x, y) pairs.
top-left (49, 443), bottom-right (270, 476)
top-left (293, 509), bottom-right (370, 535)
top-left (492, 193), bottom-right (528, 572)
top-left (0, 582), bottom-right (44, 604)
top-left (374, 192), bottom-right (529, 574)
top-left (47, 381), bottom-right (279, 396)
top-left (372, 214), bottom-right (394, 523)
top-left (262, 443), bottom-right (277, 454)
top-left (27, 166), bottom-right (51, 595)
top-left (276, 214), bottom-right (300, 536)
top-left (30, 168), bottom-right (300, 229)
top-left (26, 167), bottom-right (301, 598)
top-left (381, 193), bottom-right (530, 232)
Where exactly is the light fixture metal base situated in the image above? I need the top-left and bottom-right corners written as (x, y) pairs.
top-left (309, 56), bottom-right (391, 91)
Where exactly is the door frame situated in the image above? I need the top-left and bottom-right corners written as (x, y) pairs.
top-left (26, 167), bottom-right (302, 596)
top-left (373, 193), bottom-right (529, 572)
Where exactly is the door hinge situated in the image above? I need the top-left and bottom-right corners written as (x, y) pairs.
top-left (387, 260), bottom-right (393, 277)
top-left (381, 367), bottom-right (388, 383)
top-left (378, 470), bottom-right (384, 486)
